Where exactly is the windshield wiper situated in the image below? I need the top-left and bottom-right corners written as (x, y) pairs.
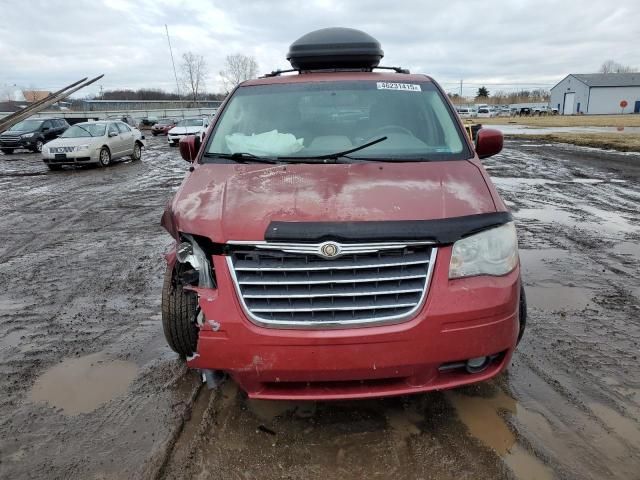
top-left (286, 136), bottom-right (388, 162)
top-left (74, 125), bottom-right (93, 137)
top-left (204, 152), bottom-right (281, 164)
top-left (204, 137), bottom-right (389, 165)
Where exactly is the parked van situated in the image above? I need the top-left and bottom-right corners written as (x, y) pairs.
top-left (161, 28), bottom-right (526, 400)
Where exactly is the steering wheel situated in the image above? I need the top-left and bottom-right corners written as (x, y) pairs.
top-left (368, 125), bottom-right (414, 138)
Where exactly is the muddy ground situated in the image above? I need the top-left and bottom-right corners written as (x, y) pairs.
top-left (0, 137), bottom-right (638, 480)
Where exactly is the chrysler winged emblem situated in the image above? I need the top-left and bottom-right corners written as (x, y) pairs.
top-left (319, 241), bottom-right (340, 259)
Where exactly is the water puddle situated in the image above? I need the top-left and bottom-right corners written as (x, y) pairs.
top-left (611, 240), bottom-right (640, 258)
top-left (31, 353), bottom-right (138, 415)
top-left (590, 403), bottom-right (640, 449)
top-left (448, 390), bottom-right (554, 480)
top-left (0, 329), bottom-right (25, 351)
top-left (515, 206), bottom-right (635, 235)
top-left (516, 207), bottom-right (579, 227)
top-left (518, 248), bottom-right (566, 279)
top-left (526, 284), bottom-right (592, 311)
top-left (493, 178), bottom-right (559, 187)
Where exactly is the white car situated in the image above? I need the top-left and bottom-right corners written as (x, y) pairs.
top-left (167, 118), bottom-right (210, 147)
top-left (456, 107), bottom-right (477, 119)
top-left (476, 107), bottom-right (498, 118)
top-left (41, 121), bottom-right (144, 170)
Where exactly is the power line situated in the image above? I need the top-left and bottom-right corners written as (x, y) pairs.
top-left (165, 24), bottom-right (181, 98)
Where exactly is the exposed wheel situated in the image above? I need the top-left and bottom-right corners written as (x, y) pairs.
top-left (161, 265), bottom-right (199, 357)
top-left (132, 141), bottom-right (142, 161)
top-left (152, 132), bottom-right (158, 136)
top-left (2, 148), bottom-right (14, 155)
top-left (34, 139), bottom-right (44, 153)
top-left (517, 284), bottom-right (527, 345)
top-left (47, 164), bottom-right (62, 171)
top-left (98, 147), bottom-right (111, 167)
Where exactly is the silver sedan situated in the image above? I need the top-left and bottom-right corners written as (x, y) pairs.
top-left (41, 121), bottom-right (144, 170)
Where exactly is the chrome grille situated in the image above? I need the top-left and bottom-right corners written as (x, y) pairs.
top-left (227, 242), bottom-right (437, 328)
top-left (1, 134), bottom-right (20, 144)
top-left (51, 146), bottom-right (75, 153)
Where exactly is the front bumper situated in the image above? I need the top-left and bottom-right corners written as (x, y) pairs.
top-left (183, 246), bottom-right (521, 400)
top-left (42, 149), bottom-right (100, 165)
top-left (0, 137), bottom-right (37, 150)
top-left (168, 135), bottom-right (184, 145)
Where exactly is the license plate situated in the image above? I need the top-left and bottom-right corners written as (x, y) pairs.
top-left (55, 154), bottom-right (67, 160)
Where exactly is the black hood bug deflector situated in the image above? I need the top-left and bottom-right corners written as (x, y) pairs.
top-left (264, 212), bottom-right (513, 245)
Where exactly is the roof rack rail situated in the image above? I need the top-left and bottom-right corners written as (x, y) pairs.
top-left (261, 69), bottom-right (299, 78)
top-left (261, 65), bottom-right (410, 78)
top-left (374, 66), bottom-right (410, 74)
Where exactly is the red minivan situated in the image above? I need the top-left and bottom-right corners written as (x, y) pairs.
top-left (160, 28), bottom-right (526, 400)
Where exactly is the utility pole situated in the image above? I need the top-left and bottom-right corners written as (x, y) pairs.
top-left (99, 85), bottom-right (104, 100)
top-left (165, 24), bottom-right (181, 99)
top-left (459, 79), bottom-right (463, 98)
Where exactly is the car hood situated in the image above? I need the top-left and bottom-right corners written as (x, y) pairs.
top-left (166, 160), bottom-right (498, 243)
top-left (46, 136), bottom-right (102, 147)
top-left (1, 129), bottom-right (34, 136)
top-left (170, 126), bottom-right (203, 134)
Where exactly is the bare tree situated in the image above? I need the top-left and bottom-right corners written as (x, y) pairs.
top-left (180, 52), bottom-right (208, 103)
top-left (599, 60), bottom-right (637, 74)
top-left (0, 84), bottom-right (15, 102)
top-left (219, 54), bottom-right (258, 92)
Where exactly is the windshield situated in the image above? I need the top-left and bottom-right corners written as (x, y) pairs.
top-left (9, 119), bottom-right (43, 131)
top-left (61, 124), bottom-right (106, 137)
top-left (205, 81), bottom-right (469, 162)
top-left (177, 119), bottom-right (203, 127)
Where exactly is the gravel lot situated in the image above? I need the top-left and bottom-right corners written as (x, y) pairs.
top-left (0, 136), bottom-right (638, 479)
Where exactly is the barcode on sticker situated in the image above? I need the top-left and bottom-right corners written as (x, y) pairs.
top-left (376, 82), bottom-right (421, 92)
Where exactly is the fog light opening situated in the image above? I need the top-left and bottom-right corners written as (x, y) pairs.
top-left (465, 356), bottom-right (490, 374)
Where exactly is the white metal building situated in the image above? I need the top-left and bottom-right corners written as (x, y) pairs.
top-left (550, 73), bottom-right (640, 115)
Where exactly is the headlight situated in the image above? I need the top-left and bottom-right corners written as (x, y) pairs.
top-left (176, 235), bottom-right (215, 288)
top-left (75, 145), bottom-right (90, 151)
top-left (21, 133), bottom-right (35, 138)
top-left (449, 222), bottom-right (518, 279)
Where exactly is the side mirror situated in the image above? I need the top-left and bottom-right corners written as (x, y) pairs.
top-left (108, 132), bottom-right (118, 137)
top-left (475, 128), bottom-right (503, 159)
top-left (42, 127), bottom-right (50, 132)
top-left (179, 135), bottom-right (201, 163)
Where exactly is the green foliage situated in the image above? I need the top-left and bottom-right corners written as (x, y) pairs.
top-left (476, 86), bottom-right (489, 98)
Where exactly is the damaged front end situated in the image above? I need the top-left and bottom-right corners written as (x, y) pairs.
top-left (161, 219), bottom-right (223, 390)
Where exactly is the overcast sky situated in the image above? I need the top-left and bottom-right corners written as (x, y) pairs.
top-left (1, 0), bottom-right (639, 97)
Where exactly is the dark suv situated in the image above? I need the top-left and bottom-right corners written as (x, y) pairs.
top-left (0, 118), bottom-right (70, 154)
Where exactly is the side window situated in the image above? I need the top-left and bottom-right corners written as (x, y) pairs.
top-left (42, 120), bottom-right (53, 130)
top-left (116, 122), bottom-right (131, 133)
top-left (55, 120), bottom-right (65, 129)
top-left (108, 123), bottom-right (119, 136)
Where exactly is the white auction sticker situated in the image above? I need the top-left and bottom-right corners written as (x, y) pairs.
top-left (376, 82), bottom-right (421, 92)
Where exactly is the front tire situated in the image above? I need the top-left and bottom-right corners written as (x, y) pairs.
top-left (161, 266), bottom-right (199, 357)
top-left (98, 147), bottom-right (111, 167)
top-left (1, 148), bottom-right (14, 155)
top-left (33, 139), bottom-right (44, 153)
top-left (517, 285), bottom-right (527, 345)
top-left (132, 141), bottom-right (142, 161)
